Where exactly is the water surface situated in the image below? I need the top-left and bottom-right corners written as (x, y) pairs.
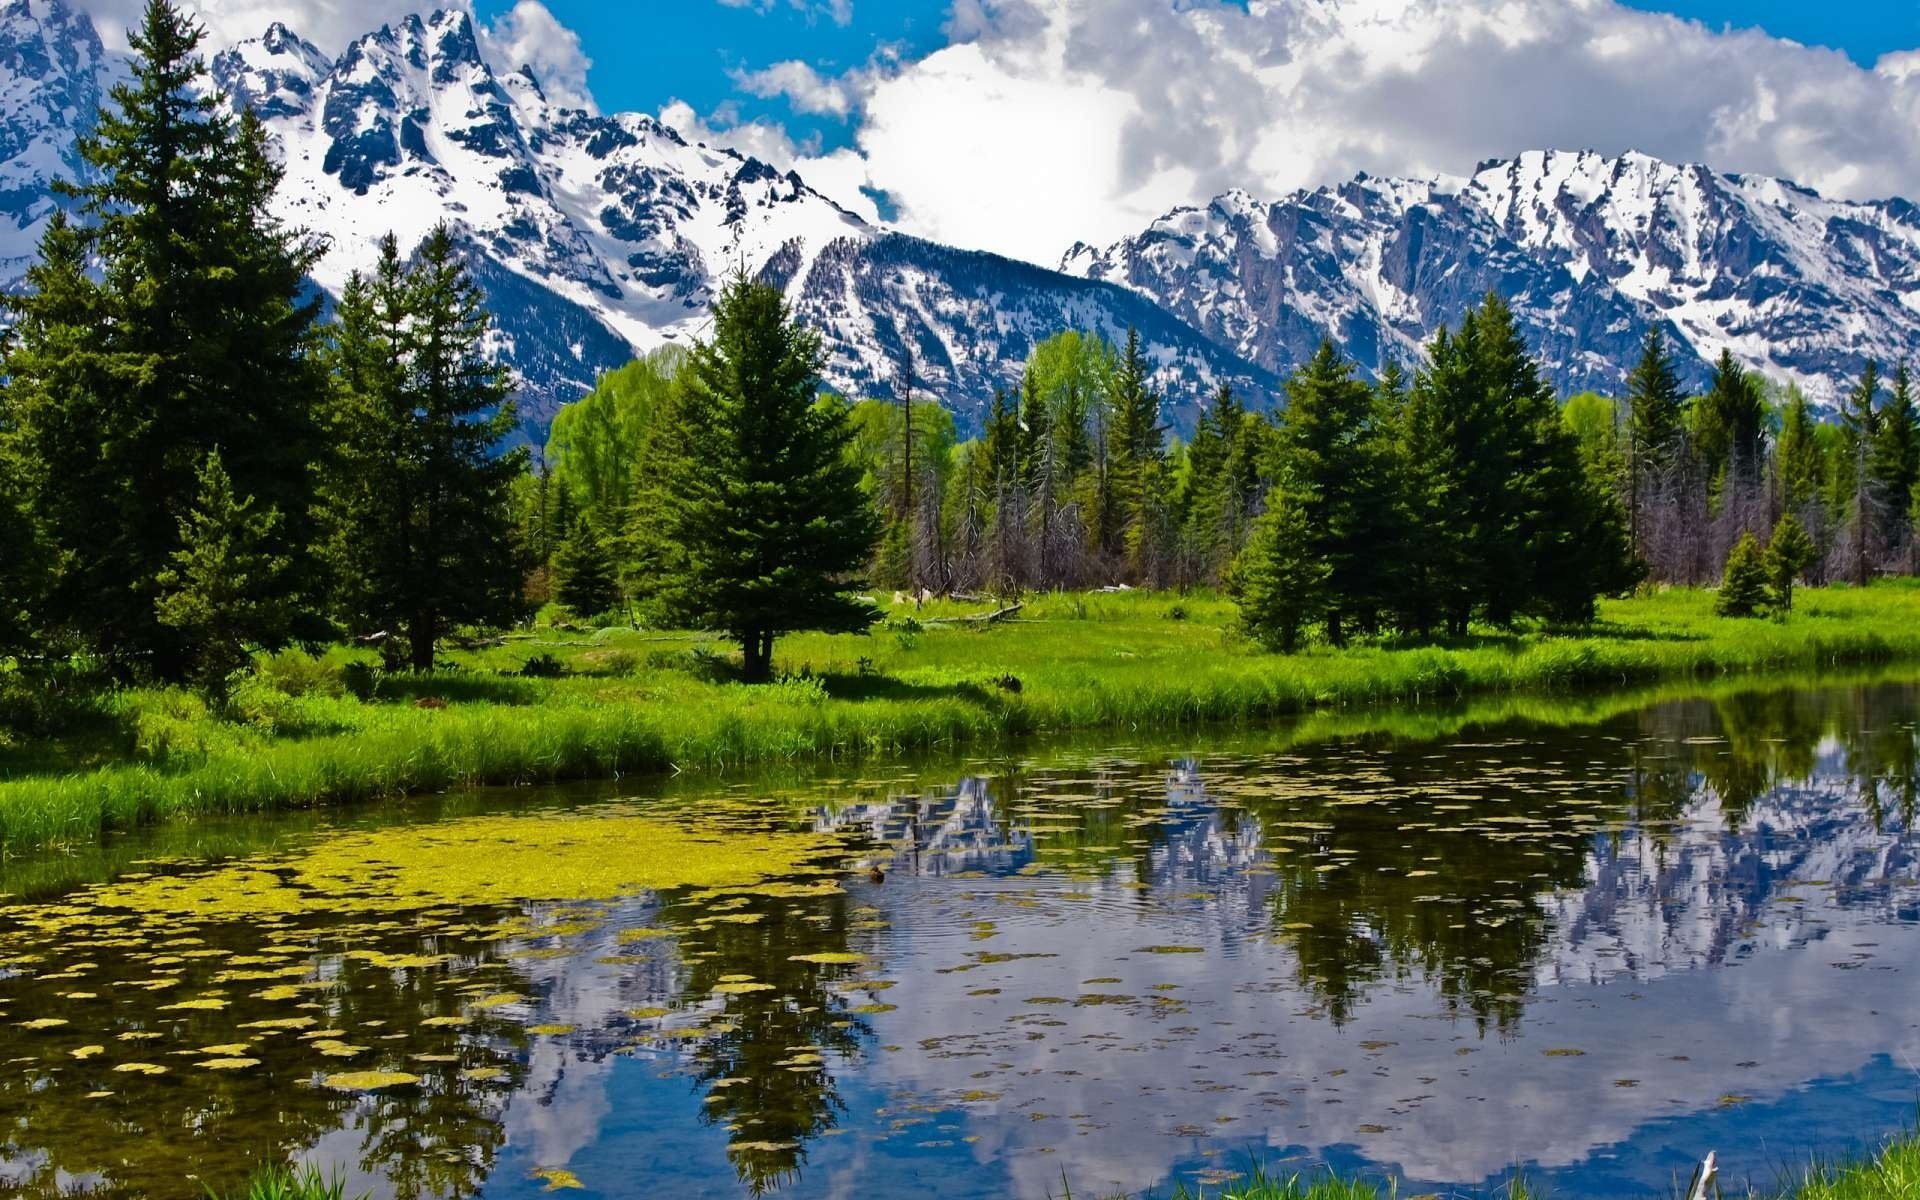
top-left (2, 680), bottom-right (1918, 1199)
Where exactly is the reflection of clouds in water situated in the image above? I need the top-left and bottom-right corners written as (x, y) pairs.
top-left (276, 692), bottom-right (1920, 1199)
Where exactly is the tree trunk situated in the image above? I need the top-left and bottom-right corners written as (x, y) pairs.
top-left (741, 629), bottom-right (774, 682)
top-left (410, 614), bottom-right (436, 673)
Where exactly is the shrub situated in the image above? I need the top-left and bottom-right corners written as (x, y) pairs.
top-left (254, 649), bottom-right (344, 698)
top-left (1716, 532), bottom-right (1772, 618)
top-left (340, 661), bottom-right (380, 702)
top-left (518, 653), bottom-right (566, 679)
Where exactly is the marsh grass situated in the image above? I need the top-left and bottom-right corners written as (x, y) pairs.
top-left (3, 583), bottom-right (1917, 848)
top-left (205, 1166), bottom-right (363, 1200)
top-left (1767, 1133), bottom-right (1920, 1200)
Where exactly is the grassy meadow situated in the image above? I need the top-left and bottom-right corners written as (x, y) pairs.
top-left (2, 581), bottom-right (1918, 848)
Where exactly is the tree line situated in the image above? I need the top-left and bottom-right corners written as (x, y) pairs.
top-left (1596, 332), bottom-right (1920, 591)
top-left (0, 2), bottom-right (528, 698)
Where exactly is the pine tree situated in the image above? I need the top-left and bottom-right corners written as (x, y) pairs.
top-left (1765, 513), bottom-right (1816, 612)
top-left (554, 518), bottom-right (621, 620)
top-left (1230, 494), bottom-right (1328, 654)
top-left (1715, 531), bottom-right (1772, 618)
top-left (646, 275), bottom-right (879, 681)
top-left (1627, 327), bottom-right (1684, 557)
top-left (1269, 340), bottom-right (1397, 644)
top-left (1777, 388), bottom-right (1826, 511)
top-left (155, 450), bottom-right (292, 700)
top-left (0, 446), bottom-right (52, 660)
top-left (5, 1), bottom-right (323, 671)
top-left (1870, 360), bottom-right (1918, 548)
top-left (1838, 361), bottom-right (1883, 585)
top-left (314, 228), bottom-right (526, 672)
top-left (1698, 350), bottom-right (1767, 487)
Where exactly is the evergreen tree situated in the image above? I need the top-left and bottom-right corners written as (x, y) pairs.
top-left (1777, 388), bottom-right (1826, 511)
top-left (1837, 360), bottom-right (1883, 585)
top-left (1269, 340), bottom-right (1397, 643)
top-left (315, 228), bottom-right (526, 672)
top-left (1626, 328), bottom-right (1684, 559)
top-left (1230, 494), bottom-right (1327, 654)
top-left (554, 518), bottom-right (622, 619)
top-left (1870, 360), bottom-right (1918, 545)
top-left (0, 447), bottom-right (52, 659)
top-left (155, 449), bottom-right (292, 699)
top-left (645, 276), bottom-right (879, 681)
top-left (1698, 350), bottom-right (1767, 486)
top-left (5, 1), bottom-right (324, 671)
top-left (1715, 531), bottom-right (1771, 618)
top-left (1765, 513), bottom-right (1816, 613)
top-left (1108, 328), bottom-right (1167, 575)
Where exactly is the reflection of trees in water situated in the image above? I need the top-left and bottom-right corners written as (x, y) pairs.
top-left (666, 889), bottom-right (868, 1197)
top-left (0, 908), bottom-right (534, 1200)
top-left (1255, 682), bottom-right (1920, 1034)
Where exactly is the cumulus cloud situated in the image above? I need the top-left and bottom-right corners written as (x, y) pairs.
top-left (823, 0), bottom-right (1920, 264)
top-left (84, 0), bottom-right (598, 114)
top-left (716, 0), bottom-right (855, 27)
top-left (478, 0), bottom-right (596, 113)
top-left (731, 60), bottom-right (858, 117)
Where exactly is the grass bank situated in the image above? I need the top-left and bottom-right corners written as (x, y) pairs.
top-left (3, 582), bottom-right (1917, 848)
top-left (1060, 1132), bottom-right (1920, 1198)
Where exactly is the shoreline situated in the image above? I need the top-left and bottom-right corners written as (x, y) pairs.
top-left (3, 585), bottom-right (1918, 850)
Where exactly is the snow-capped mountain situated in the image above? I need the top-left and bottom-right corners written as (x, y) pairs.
top-left (7, 2), bottom-right (1920, 435)
top-left (0, 0), bottom-right (107, 282)
top-left (1064, 149), bottom-right (1920, 406)
top-left (0, 1), bottom-right (1270, 436)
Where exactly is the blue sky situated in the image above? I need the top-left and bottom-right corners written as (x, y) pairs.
top-left (471, 0), bottom-right (1920, 162)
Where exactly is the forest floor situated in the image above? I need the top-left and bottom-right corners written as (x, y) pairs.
top-left (2, 582), bottom-right (1918, 848)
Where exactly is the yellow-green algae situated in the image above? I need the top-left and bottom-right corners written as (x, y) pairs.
top-left (68, 805), bottom-right (847, 921)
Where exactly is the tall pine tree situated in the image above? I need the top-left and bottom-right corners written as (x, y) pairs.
top-left (315, 228), bottom-right (526, 671)
top-left (4, 1), bottom-right (323, 672)
top-left (644, 276), bottom-right (879, 681)
top-left (1626, 327), bottom-right (1684, 556)
top-left (1268, 340), bottom-right (1398, 644)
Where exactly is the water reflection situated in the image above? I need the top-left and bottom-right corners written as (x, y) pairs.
top-left (0, 681), bottom-right (1915, 1199)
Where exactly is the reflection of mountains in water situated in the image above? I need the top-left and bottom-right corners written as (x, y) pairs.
top-left (810, 764), bottom-right (1267, 884)
top-left (814, 737), bottom-right (1920, 996)
top-left (1545, 762), bottom-right (1920, 988)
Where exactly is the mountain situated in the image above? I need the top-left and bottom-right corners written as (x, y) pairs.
top-left (1064, 149), bottom-right (1920, 406)
top-left (0, 1), bottom-right (1271, 437)
top-left (5, 4), bottom-right (1919, 434)
top-left (0, 0), bottom-right (107, 282)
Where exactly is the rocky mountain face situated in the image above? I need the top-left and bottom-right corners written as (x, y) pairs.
top-left (0, 1), bottom-right (1269, 436)
top-left (1064, 149), bottom-right (1920, 407)
top-left (4, 3), bottom-right (1918, 435)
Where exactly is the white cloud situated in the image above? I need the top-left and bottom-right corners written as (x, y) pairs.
top-left (816, 0), bottom-right (1920, 264)
top-left (478, 0), bottom-right (596, 113)
top-left (715, 0), bottom-right (855, 27)
top-left (732, 60), bottom-right (857, 117)
top-left (85, 0), bottom-right (597, 113)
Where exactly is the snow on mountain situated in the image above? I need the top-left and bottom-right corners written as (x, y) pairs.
top-left (1065, 149), bottom-right (1920, 406)
top-left (0, 1), bottom-right (1269, 436)
top-left (9, 2), bottom-right (1920, 433)
top-left (0, 0), bottom-right (108, 280)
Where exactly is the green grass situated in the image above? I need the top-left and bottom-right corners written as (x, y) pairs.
top-left (205, 1166), bottom-right (362, 1200)
top-left (1054, 1134), bottom-right (1920, 1199)
top-left (1778, 1133), bottom-right (1920, 1200)
top-left (2, 582), bottom-right (1917, 849)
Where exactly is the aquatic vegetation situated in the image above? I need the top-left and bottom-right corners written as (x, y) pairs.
top-left (204, 1166), bottom-right (365, 1200)
top-left (322, 1070), bottom-right (420, 1091)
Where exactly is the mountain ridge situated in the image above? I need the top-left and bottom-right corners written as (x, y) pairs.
top-left (4, 1), bottom-right (1918, 435)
